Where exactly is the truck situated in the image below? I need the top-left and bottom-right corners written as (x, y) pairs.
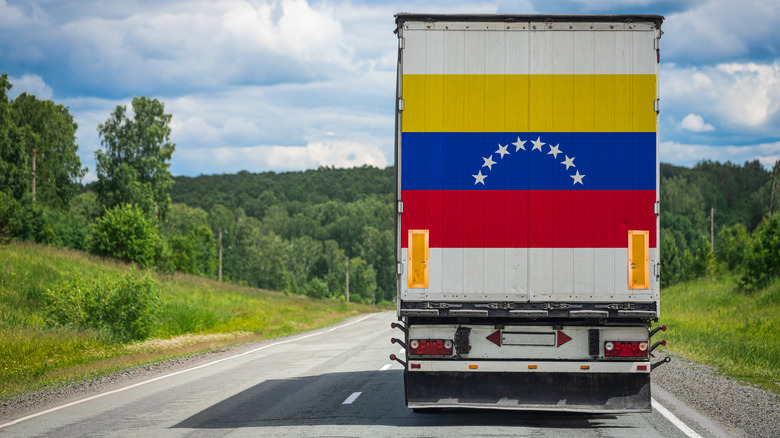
top-left (389, 13), bottom-right (669, 413)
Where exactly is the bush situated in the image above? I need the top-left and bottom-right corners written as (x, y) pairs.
top-left (741, 214), bottom-right (780, 291)
top-left (89, 204), bottom-right (161, 266)
top-left (44, 271), bottom-right (160, 342)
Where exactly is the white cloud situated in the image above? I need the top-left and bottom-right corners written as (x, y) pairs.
top-left (662, 61), bottom-right (780, 138)
top-left (660, 140), bottom-right (780, 169)
top-left (174, 139), bottom-right (388, 175)
top-left (663, 0), bottom-right (780, 62)
top-left (680, 113), bottom-right (714, 132)
top-left (7, 74), bottom-right (53, 100)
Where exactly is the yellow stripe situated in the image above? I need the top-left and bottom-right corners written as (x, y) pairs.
top-left (402, 74), bottom-right (657, 133)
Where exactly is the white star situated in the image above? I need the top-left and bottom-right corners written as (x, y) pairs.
top-left (548, 143), bottom-right (561, 159)
top-left (561, 155), bottom-right (576, 170)
top-left (473, 170), bottom-right (487, 185)
top-left (531, 136), bottom-right (545, 152)
top-left (495, 143), bottom-right (510, 159)
top-left (571, 170), bottom-right (585, 185)
top-left (482, 155), bottom-right (497, 170)
top-left (512, 137), bottom-right (526, 151)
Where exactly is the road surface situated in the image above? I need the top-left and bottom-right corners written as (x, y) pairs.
top-left (0, 311), bottom-right (732, 437)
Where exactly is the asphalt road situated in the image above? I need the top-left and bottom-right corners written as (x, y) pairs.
top-left (0, 311), bottom-right (732, 437)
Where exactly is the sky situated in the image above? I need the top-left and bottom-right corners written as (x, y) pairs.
top-left (2, 0), bottom-right (780, 182)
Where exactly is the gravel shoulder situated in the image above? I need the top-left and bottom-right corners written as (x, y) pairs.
top-left (2, 340), bottom-right (779, 437)
top-left (652, 351), bottom-right (780, 438)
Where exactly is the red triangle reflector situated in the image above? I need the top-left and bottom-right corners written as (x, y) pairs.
top-left (557, 330), bottom-right (571, 347)
top-left (486, 330), bottom-right (501, 346)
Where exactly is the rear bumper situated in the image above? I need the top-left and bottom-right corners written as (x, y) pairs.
top-left (406, 370), bottom-right (651, 413)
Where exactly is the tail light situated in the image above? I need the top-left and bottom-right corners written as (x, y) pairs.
top-left (409, 339), bottom-right (453, 356)
top-left (604, 341), bottom-right (649, 357)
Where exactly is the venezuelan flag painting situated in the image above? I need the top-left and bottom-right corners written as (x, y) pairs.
top-left (398, 20), bottom-right (660, 303)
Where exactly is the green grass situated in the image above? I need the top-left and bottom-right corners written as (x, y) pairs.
top-left (661, 275), bottom-right (780, 394)
top-left (0, 241), bottom-right (386, 399)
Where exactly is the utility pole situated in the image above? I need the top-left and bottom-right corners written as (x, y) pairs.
top-left (345, 256), bottom-right (350, 303)
top-left (770, 160), bottom-right (779, 217)
top-left (31, 147), bottom-right (36, 202)
top-left (710, 207), bottom-right (714, 252)
top-left (218, 228), bottom-right (223, 281)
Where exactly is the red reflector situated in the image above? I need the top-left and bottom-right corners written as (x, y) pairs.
top-left (604, 341), bottom-right (649, 358)
top-left (409, 339), bottom-right (453, 356)
top-left (410, 363), bottom-right (421, 369)
top-left (637, 365), bottom-right (648, 371)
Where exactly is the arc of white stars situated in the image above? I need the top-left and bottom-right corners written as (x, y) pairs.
top-left (473, 170), bottom-right (487, 185)
top-left (571, 170), bottom-right (585, 185)
top-left (495, 143), bottom-right (510, 159)
top-left (531, 137), bottom-right (545, 152)
top-left (562, 155), bottom-right (575, 170)
top-left (482, 155), bottom-right (497, 170)
top-left (512, 137), bottom-right (526, 151)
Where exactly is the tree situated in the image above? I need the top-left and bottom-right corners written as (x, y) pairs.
top-left (11, 92), bottom-right (85, 207)
top-left (0, 74), bottom-right (28, 201)
top-left (89, 204), bottom-right (161, 266)
top-left (95, 96), bottom-right (175, 220)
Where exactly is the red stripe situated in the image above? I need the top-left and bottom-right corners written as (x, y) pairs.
top-left (401, 190), bottom-right (657, 248)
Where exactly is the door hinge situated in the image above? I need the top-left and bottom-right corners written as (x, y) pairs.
top-left (398, 98), bottom-right (404, 111)
top-left (654, 202), bottom-right (660, 216)
top-left (654, 99), bottom-right (660, 114)
top-left (399, 37), bottom-right (404, 50)
top-left (397, 201), bottom-right (403, 213)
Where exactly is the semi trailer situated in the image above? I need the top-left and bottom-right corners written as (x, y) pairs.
top-left (390, 13), bottom-right (669, 413)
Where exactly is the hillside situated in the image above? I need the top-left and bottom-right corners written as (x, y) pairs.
top-left (0, 241), bottom-right (382, 399)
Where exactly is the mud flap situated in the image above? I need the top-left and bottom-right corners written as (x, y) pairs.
top-left (406, 371), bottom-right (651, 413)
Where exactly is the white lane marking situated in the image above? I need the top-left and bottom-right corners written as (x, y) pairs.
top-left (342, 392), bottom-right (362, 405)
top-left (379, 364), bottom-right (392, 371)
top-left (0, 313), bottom-right (378, 430)
top-left (652, 399), bottom-right (704, 438)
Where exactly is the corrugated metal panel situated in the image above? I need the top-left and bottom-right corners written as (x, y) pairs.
top-left (398, 17), bottom-right (660, 305)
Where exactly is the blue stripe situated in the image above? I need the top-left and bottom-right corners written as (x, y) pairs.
top-left (401, 132), bottom-right (657, 191)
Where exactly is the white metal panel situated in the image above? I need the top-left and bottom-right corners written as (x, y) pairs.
top-left (443, 29), bottom-right (465, 75)
top-left (553, 31), bottom-right (574, 75)
top-left (615, 29), bottom-right (632, 75)
top-left (505, 30), bottom-right (530, 74)
top-left (464, 30), bottom-right (486, 74)
top-left (573, 29), bottom-right (595, 75)
top-left (573, 247), bottom-right (595, 298)
top-left (442, 246), bottom-right (464, 297)
top-left (483, 247), bottom-right (506, 296)
top-left (425, 30), bottom-right (445, 75)
top-left (403, 29), bottom-right (427, 75)
top-left (528, 248), bottom-right (553, 295)
top-left (485, 30), bottom-right (507, 74)
top-left (633, 30), bottom-right (656, 76)
top-left (403, 26), bottom-right (657, 75)
top-left (506, 247), bottom-right (528, 297)
top-left (464, 247), bottom-right (485, 296)
top-left (552, 247), bottom-right (574, 296)
top-left (529, 29), bottom-right (554, 74)
top-left (594, 31), bottom-right (616, 75)
top-left (402, 247), bottom-right (657, 302)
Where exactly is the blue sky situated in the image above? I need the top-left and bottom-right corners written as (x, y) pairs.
top-left (2, 0), bottom-right (780, 181)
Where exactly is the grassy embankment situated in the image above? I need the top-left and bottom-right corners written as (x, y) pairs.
top-left (0, 241), bottom-right (386, 400)
top-left (661, 276), bottom-right (780, 394)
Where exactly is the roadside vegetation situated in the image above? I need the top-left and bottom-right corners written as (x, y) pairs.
top-left (661, 276), bottom-right (780, 394)
top-left (0, 241), bottom-right (383, 400)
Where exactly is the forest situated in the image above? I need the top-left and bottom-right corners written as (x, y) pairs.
top-left (2, 72), bottom-right (780, 302)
